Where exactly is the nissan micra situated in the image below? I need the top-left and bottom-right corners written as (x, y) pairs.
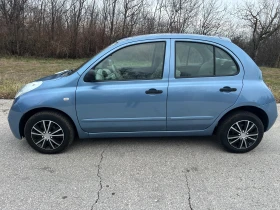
top-left (8, 34), bottom-right (278, 154)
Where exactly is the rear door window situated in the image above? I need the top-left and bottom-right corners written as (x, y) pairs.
top-left (175, 42), bottom-right (238, 78)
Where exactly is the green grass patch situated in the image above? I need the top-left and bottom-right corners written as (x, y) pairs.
top-left (0, 57), bottom-right (279, 102)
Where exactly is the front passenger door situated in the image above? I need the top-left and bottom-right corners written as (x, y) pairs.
top-left (76, 40), bottom-right (170, 133)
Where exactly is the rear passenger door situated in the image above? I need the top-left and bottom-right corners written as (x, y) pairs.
top-left (167, 40), bottom-right (244, 131)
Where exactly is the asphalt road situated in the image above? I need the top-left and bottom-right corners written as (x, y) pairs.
top-left (0, 99), bottom-right (280, 210)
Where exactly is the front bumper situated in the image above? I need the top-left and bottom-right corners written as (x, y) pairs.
top-left (8, 101), bottom-right (23, 139)
top-left (261, 101), bottom-right (278, 131)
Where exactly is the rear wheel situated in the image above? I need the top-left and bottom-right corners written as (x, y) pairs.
top-left (24, 111), bottom-right (75, 154)
top-left (217, 111), bottom-right (264, 153)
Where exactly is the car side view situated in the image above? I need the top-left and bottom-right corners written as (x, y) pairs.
top-left (8, 34), bottom-right (278, 154)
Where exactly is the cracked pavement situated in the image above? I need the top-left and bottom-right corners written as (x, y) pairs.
top-left (92, 144), bottom-right (110, 209)
top-left (184, 170), bottom-right (193, 210)
top-left (1, 99), bottom-right (280, 210)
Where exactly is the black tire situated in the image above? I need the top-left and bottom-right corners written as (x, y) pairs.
top-left (24, 111), bottom-right (75, 154)
top-left (217, 111), bottom-right (264, 153)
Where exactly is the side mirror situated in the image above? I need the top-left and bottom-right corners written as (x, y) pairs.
top-left (84, 70), bottom-right (96, 82)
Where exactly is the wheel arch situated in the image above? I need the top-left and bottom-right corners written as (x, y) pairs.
top-left (19, 107), bottom-right (78, 138)
top-left (213, 105), bottom-right (269, 134)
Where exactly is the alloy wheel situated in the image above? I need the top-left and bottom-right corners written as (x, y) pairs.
top-left (227, 120), bottom-right (259, 150)
top-left (31, 120), bottom-right (64, 150)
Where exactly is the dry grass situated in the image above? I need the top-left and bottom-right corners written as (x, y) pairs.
top-left (0, 57), bottom-right (279, 102)
top-left (261, 67), bottom-right (280, 103)
top-left (0, 57), bottom-right (86, 99)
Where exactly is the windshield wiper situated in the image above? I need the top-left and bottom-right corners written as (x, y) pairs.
top-left (66, 69), bottom-right (76, 75)
top-left (59, 69), bottom-right (75, 76)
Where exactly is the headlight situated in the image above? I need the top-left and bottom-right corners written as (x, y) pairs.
top-left (15, 81), bottom-right (43, 98)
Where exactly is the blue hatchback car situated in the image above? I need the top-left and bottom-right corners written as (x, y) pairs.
top-left (8, 34), bottom-right (278, 154)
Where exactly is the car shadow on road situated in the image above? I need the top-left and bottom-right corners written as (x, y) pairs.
top-left (67, 135), bottom-right (224, 153)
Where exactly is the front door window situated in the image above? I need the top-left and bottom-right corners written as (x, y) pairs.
top-left (84, 42), bottom-right (166, 82)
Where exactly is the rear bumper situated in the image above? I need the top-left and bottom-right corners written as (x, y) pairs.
top-left (261, 101), bottom-right (278, 131)
top-left (8, 101), bottom-right (23, 139)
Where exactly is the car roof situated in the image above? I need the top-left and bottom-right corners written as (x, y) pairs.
top-left (118, 33), bottom-right (232, 44)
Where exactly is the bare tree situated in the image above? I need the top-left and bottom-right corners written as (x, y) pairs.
top-left (0, 0), bottom-right (279, 67)
top-left (164, 0), bottom-right (201, 33)
top-left (100, 0), bottom-right (110, 45)
top-left (47, 0), bottom-right (67, 42)
top-left (239, 0), bottom-right (280, 60)
top-left (109, 0), bottom-right (118, 41)
top-left (0, 0), bottom-right (28, 55)
top-left (68, 0), bottom-right (86, 57)
top-left (121, 0), bottom-right (144, 37)
top-left (153, 0), bottom-right (165, 32)
top-left (195, 0), bottom-right (227, 35)
top-left (83, 0), bottom-right (99, 54)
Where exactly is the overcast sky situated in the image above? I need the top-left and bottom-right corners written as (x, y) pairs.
top-left (223, 0), bottom-right (244, 9)
top-left (227, 0), bottom-right (243, 4)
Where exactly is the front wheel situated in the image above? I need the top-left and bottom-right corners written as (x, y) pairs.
top-left (217, 111), bottom-right (264, 153)
top-left (24, 111), bottom-right (75, 154)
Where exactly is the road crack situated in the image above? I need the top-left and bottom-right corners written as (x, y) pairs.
top-left (91, 144), bottom-right (110, 210)
top-left (184, 170), bottom-right (194, 210)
